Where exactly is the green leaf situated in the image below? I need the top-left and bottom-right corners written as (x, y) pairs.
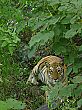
top-left (70, 0), bottom-right (82, 7)
top-left (1, 41), bottom-right (8, 47)
top-left (59, 87), bottom-right (71, 97)
top-left (0, 101), bottom-right (8, 110)
top-left (8, 46), bottom-right (15, 55)
top-left (53, 42), bottom-right (66, 55)
top-left (59, 84), bottom-right (76, 97)
top-left (70, 15), bottom-right (80, 24)
top-left (66, 66), bottom-right (73, 75)
top-left (16, 20), bottom-right (27, 34)
top-left (77, 99), bottom-right (82, 108)
top-left (65, 23), bottom-right (82, 38)
top-left (48, 86), bottom-right (59, 101)
top-left (48, 82), bottom-right (63, 101)
top-left (12, 34), bottom-right (20, 43)
top-left (6, 98), bottom-right (26, 109)
top-left (29, 31), bottom-right (54, 47)
top-left (79, 45), bottom-right (82, 51)
top-left (47, 16), bottom-right (60, 25)
top-left (28, 16), bottom-right (47, 31)
top-left (65, 29), bottom-right (77, 38)
top-left (47, 0), bottom-right (60, 6)
top-left (74, 85), bottom-right (82, 97)
top-left (71, 23), bottom-right (82, 31)
top-left (61, 15), bottom-right (73, 24)
top-left (72, 75), bottom-right (82, 83)
top-left (28, 45), bottom-right (37, 58)
top-left (58, 5), bottom-right (68, 11)
top-left (73, 66), bottom-right (78, 73)
top-left (0, 77), bottom-right (3, 82)
top-left (41, 85), bottom-right (49, 91)
top-left (73, 59), bottom-right (82, 73)
top-left (33, 20), bottom-right (46, 31)
top-left (0, 98), bottom-right (26, 110)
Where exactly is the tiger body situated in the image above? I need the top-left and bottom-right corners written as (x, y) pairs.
top-left (26, 55), bottom-right (67, 103)
top-left (26, 55), bottom-right (67, 86)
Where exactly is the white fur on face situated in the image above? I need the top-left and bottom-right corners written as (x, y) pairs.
top-left (50, 67), bottom-right (54, 71)
top-left (56, 66), bottom-right (62, 73)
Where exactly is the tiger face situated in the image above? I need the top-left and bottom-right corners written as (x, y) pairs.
top-left (44, 62), bottom-right (64, 85)
top-left (48, 62), bottom-right (64, 80)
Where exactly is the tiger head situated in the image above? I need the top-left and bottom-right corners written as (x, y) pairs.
top-left (45, 61), bottom-right (66, 84)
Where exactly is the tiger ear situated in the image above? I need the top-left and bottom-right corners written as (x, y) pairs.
top-left (64, 64), bottom-right (67, 73)
top-left (45, 62), bottom-right (50, 67)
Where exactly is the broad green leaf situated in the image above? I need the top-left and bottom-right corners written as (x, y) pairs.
top-left (0, 101), bottom-right (8, 110)
top-left (71, 23), bottom-right (82, 31)
top-left (48, 82), bottom-right (63, 101)
top-left (73, 66), bottom-right (78, 73)
top-left (48, 87), bottom-right (59, 101)
top-left (41, 85), bottom-right (49, 91)
top-left (61, 0), bottom-right (69, 3)
top-left (59, 87), bottom-right (71, 97)
top-left (65, 29), bottom-right (77, 38)
top-left (28, 45), bottom-right (37, 58)
top-left (72, 75), bottom-right (82, 83)
top-left (74, 85), bottom-right (82, 97)
top-left (29, 16), bottom-right (60, 31)
top-left (73, 59), bottom-right (82, 73)
top-left (77, 99), bottom-right (82, 108)
top-left (16, 20), bottom-right (27, 34)
top-left (53, 42), bottom-right (66, 55)
top-left (0, 99), bottom-right (26, 110)
top-left (28, 14), bottom-right (50, 31)
top-left (28, 18), bottom-right (35, 28)
top-left (65, 23), bottom-right (82, 38)
top-left (6, 98), bottom-right (26, 109)
top-left (71, 0), bottom-right (82, 7)
top-left (70, 15), bottom-right (80, 24)
top-left (47, 0), bottom-right (60, 6)
top-left (12, 34), bottom-right (20, 43)
top-left (8, 46), bottom-right (15, 55)
top-left (58, 5), bottom-right (68, 11)
top-left (56, 45), bottom-right (66, 54)
top-left (29, 31), bottom-right (54, 47)
top-left (40, 23), bottom-right (48, 32)
top-left (68, 54), bottom-right (75, 64)
top-left (66, 66), bottom-right (72, 75)
top-left (79, 45), bottom-right (82, 51)
top-left (47, 16), bottom-right (60, 25)
top-left (59, 84), bottom-right (76, 97)
top-left (32, 20), bottom-right (46, 31)
top-left (1, 41), bottom-right (8, 47)
top-left (61, 15), bottom-right (73, 24)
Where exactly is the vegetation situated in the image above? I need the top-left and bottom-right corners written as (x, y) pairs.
top-left (0, 0), bottom-right (82, 110)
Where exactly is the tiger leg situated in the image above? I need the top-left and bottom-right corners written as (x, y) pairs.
top-left (26, 73), bottom-right (38, 85)
top-left (26, 65), bottom-right (39, 85)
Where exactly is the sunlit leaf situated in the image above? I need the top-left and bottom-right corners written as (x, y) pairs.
top-left (29, 31), bottom-right (54, 47)
top-left (65, 29), bottom-right (77, 38)
top-left (6, 98), bottom-right (26, 109)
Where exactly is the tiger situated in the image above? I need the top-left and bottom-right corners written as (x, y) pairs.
top-left (26, 55), bottom-right (67, 103)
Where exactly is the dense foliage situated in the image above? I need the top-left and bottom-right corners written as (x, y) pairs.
top-left (0, 0), bottom-right (82, 110)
